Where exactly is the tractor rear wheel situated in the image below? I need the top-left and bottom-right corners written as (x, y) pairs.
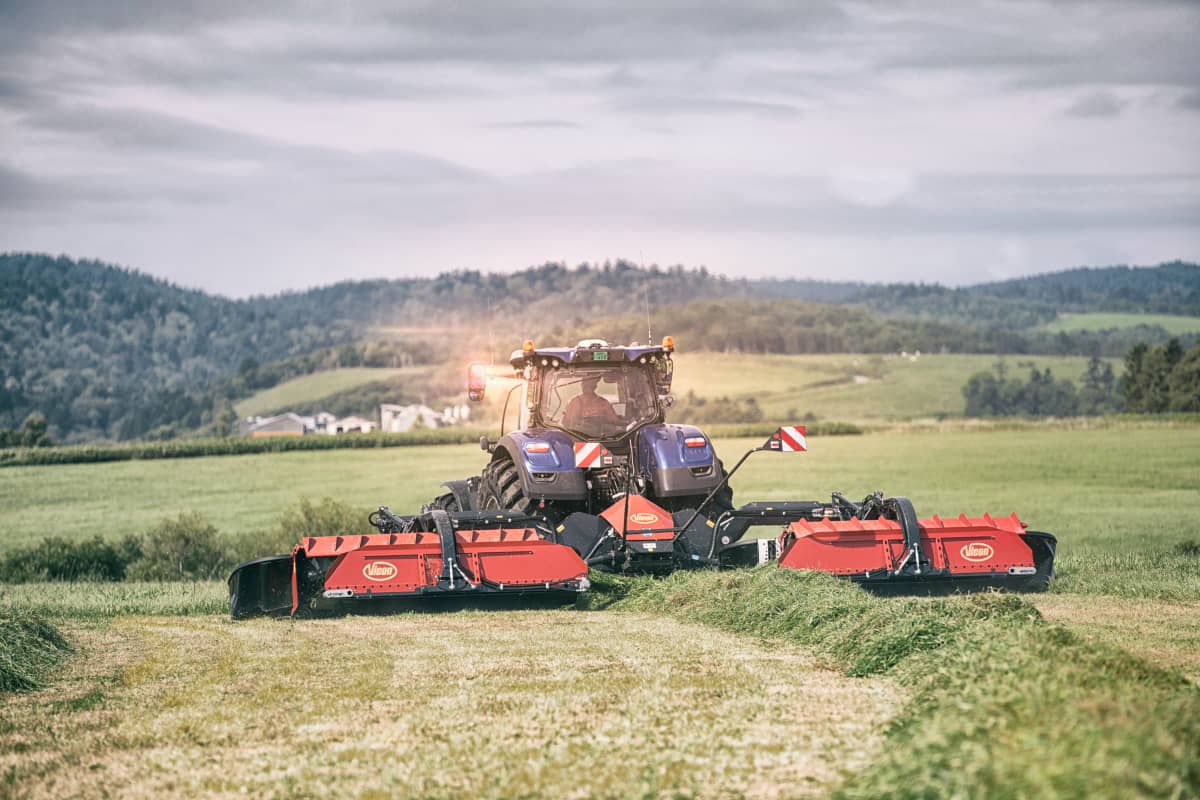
top-left (476, 458), bottom-right (536, 515)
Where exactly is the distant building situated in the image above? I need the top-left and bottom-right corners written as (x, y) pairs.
top-left (239, 413), bottom-right (306, 437)
top-left (330, 415), bottom-right (377, 434)
top-left (240, 410), bottom-right (376, 436)
top-left (380, 403), bottom-right (457, 433)
top-left (298, 411), bottom-right (337, 434)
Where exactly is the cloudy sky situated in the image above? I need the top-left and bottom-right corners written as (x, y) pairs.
top-left (1, 1), bottom-right (1198, 295)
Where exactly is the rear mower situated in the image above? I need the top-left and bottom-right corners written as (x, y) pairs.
top-left (228, 507), bottom-right (589, 619)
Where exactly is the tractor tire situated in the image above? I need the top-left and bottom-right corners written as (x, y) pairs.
top-left (476, 458), bottom-right (536, 516)
top-left (423, 492), bottom-right (461, 513)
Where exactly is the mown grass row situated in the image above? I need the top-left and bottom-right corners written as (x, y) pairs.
top-left (0, 610), bottom-right (73, 692)
top-left (0, 428), bottom-right (492, 468)
top-left (588, 569), bottom-right (1200, 799)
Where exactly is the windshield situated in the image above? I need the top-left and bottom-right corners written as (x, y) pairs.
top-left (537, 366), bottom-right (658, 439)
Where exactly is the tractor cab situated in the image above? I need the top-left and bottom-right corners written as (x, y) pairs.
top-left (470, 338), bottom-right (675, 444)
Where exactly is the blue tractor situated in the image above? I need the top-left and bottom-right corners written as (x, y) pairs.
top-left (430, 337), bottom-right (737, 571)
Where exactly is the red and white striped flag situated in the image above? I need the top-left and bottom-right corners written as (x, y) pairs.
top-left (573, 442), bottom-right (613, 468)
top-left (764, 425), bottom-right (807, 452)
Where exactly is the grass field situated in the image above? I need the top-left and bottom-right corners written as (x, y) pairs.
top-left (2, 424), bottom-right (1199, 798)
top-left (2, 421), bottom-right (1197, 672)
top-left (0, 611), bottom-right (899, 798)
top-left (671, 352), bottom-right (1115, 421)
top-left (1040, 312), bottom-right (1200, 335)
top-left (4, 424), bottom-right (1194, 564)
top-left (233, 367), bottom-right (430, 417)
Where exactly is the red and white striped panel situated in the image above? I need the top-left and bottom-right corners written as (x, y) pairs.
top-left (765, 425), bottom-right (807, 452)
top-left (574, 442), bottom-right (612, 468)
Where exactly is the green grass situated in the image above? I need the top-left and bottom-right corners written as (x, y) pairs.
top-left (672, 352), bottom-right (1117, 421)
top-left (2, 426), bottom-right (1198, 599)
top-left (0, 610), bottom-right (72, 693)
top-left (0, 427), bottom-right (492, 468)
top-left (0, 582), bottom-right (228, 619)
top-left (1041, 312), bottom-right (1200, 335)
top-left (591, 568), bottom-right (1200, 799)
top-left (233, 367), bottom-right (429, 417)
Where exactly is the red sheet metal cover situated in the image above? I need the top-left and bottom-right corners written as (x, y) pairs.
top-left (461, 533), bottom-right (590, 586)
top-left (600, 495), bottom-right (675, 540)
top-left (314, 528), bottom-right (587, 595)
top-left (778, 513), bottom-right (1034, 576)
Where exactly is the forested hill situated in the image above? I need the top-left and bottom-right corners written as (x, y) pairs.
top-left (2, 252), bottom-right (1197, 442)
top-left (845, 261), bottom-right (1200, 327)
top-left (0, 254), bottom-right (761, 441)
top-left (0, 254), bottom-right (361, 442)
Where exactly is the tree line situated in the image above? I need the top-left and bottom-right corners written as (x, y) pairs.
top-left (962, 340), bottom-right (1199, 417)
top-left (1122, 340), bottom-right (1200, 413)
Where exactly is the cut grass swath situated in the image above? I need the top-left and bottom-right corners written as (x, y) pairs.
top-left (0, 581), bottom-right (228, 619)
top-left (0, 610), bottom-right (72, 692)
top-left (589, 569), bottom-right (1200, 799)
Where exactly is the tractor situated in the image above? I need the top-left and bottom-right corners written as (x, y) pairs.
top-left (428, 337), bottom-right (742, 571)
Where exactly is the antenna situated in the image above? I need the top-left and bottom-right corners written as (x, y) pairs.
top-left (645, 289), bottom-right (652, 344)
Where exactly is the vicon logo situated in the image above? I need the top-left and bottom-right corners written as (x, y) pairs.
top-left (630, 512), bottom-right (659, 526)
top-left (960, 543), bottom-right (994, 562)
top-left (362, 561), bottom-right (398, 582)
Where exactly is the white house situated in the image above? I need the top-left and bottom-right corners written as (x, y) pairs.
top-left (380, 404), bottom-right (456, 433)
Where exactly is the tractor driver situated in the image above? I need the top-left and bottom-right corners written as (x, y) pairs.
top-left (564, 374), bottom-right (620, 428)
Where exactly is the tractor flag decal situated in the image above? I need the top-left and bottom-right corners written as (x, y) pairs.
top-left (574, 442), bottom-right (613, 468)
top-left (765, 425), bottom-right (807, 452)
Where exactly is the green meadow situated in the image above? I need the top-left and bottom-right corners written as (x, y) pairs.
top-left (1040, 312), bottom-right (1200, 335)
top-left (233, 366), bottom-right (431, 417)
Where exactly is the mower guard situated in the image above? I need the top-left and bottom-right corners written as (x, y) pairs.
top-left (228, 509), bottom-right (589, 619)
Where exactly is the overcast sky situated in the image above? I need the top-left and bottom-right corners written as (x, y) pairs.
top-left (1, 1), bottom-right (1198, 296)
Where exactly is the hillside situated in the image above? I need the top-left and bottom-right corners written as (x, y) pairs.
top-left (845, 261), bottom-right (1200, 327)
top-left (2, 252), bottom-right (1196, 442)
top-left (1040, 313), bottom-right (1200, 336)
top-left (0, 256), bottom-right (755, 441)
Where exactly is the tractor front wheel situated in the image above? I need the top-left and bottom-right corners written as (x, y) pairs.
top-left (476, 458), bottom-right (536, 516)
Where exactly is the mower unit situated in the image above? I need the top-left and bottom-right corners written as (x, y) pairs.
top-left (228, 508), bottom-right (589, 619)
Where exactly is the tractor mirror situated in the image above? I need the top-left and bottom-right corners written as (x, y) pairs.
top-left (763, 425), bottom-right (807, 452)
top-left (656, 357), bottom-right (673, 395)
top-left (467, 363), bottom-right (488, 402)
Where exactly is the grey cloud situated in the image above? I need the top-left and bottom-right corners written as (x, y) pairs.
top-left (878, 2), bottom-right (1200, 90)
top-left (615, 94), bottom-right (800, 118)
top-left (482, 119), bottom-right (583, 129)
top-left (1, 0), bottom-right (1196, 292)
top-left (17, 102), bottom-right (485, 183)
top-left (1178, 90), bottom-right (1200, 111)
top-left (1064, 90), bottom-right (1126, 118)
